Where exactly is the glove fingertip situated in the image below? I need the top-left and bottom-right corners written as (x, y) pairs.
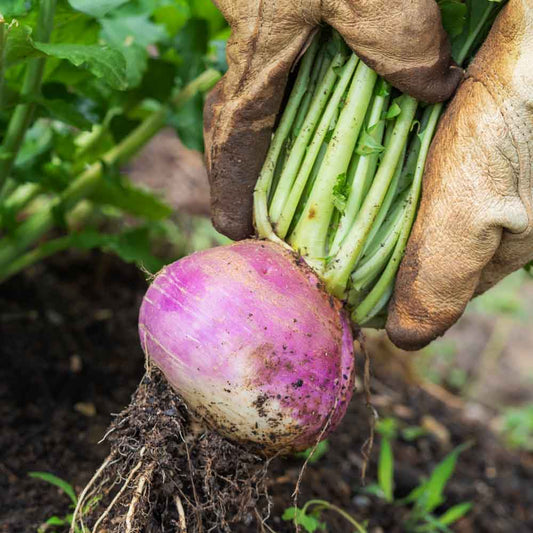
top-left (386, 304), bottom-right (444, 352)
top-left (211, 209), bottom-right (254, 242)
top-left (385, 246), bottom-right (466, 351)
top-left (393, 62), bottom-right (464, 104)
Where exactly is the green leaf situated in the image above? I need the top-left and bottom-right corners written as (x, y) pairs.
top-left (385, 100), bottom-right (402, 120)
top-left (4, 22), bottom-right (39, 67)
top-left (282, 507), bottom-right (298, 520)
top-left (438, 502), bottom-right (473, 526)
top-left (0, 0), bottom-right (30, 17)
top-left (99, 14), bottom-right (167, 87)
top-left (153, 2), bottom-right (190, 37)
top-left (414, 513), bottom-right (454, 533)
top-left (90, 178), bottom-right (173, 221)
top-left (36, 98), bottom-right (93, 130)
top-left (13, 118), bottom-right (54, 171)
top-left (45, 516), bottom-right (68, 526)
top-left (356, 129), bottom-right (385, 156)
top-left (295, 440), bottom-right (330, 463)
top-left (170, 91), bottom-right (205, 151)
top-left (188, 0), bottom-right (226, 36)
top-left (33, 42), bottom-right (128, 90)
top-left (361, 483), bottom-right (386, 498)
top-left (378, 438), bottom-right (394, 503)
top-left (206, 35), bottom-right (229, 73)
top-left (402, 426), bottom-right (429, 442)
top-left (376, 417), bottom-right (398, 440)
top-left (282, 507), bottom-right (323, 533)
top-left (451, 0), bottom-right (505, 64)
top-left (68, 0), bottom-right (129, 18)
top-left (100, 14), bottom-right (167, 49)
top-left (105, 227), bottom-right (162, 270)
top-left (419, 442), bottom-right (472, 513)
top-left (332, 172), bottom-right (348, 214)
top-left (438, 0), bottom-right (468, 38)
top-left (375, 79), bottom-right (390, 97)
top-left (397, 483), bottom-right (427, 507)
top-left (29, 472), bottom-right (77, 505)
top-left (67, 227), bottom-right (165, 273)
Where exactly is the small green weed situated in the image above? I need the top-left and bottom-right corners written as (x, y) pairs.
top-left (29, 472), bottom-right (98, 533)
top-left (294, 439), bottom-right (330, 463)
top-left (362, 418), bottom-right (473, 532)
top-left (283, 500), bottom-right (367, 533)
top-left (500, 404), bottom-right (533, 452)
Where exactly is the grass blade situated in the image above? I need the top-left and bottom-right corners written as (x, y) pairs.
top-left (29, 471), bottom-right (77, 505)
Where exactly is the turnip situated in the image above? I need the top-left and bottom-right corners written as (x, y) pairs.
top-left (72, 3), bottom-right (506, 531)
top-left (139, 240), bottom-right (355, 453)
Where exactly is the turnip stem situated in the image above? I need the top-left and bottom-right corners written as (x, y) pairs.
top-left (269, 51), bottom-right (345, 224)
top-left (291, 48), bottom-right (327, 138)
top-left (289, 60), bottom-right (377, 271)
top-left (274, 54), bottom-right (359, 239)
top-left (353, 103), bottom-right (442, 324)
top-left (329, 82), bottom-right (390, 255)
top-left (253, 37), bottom-right (319, 243)
top-left (359, 141), bottom-right (407, 256)
top-left (324, 95), bottom-right (418, 297)
top-left (352, 191), bottom-right (408, 287)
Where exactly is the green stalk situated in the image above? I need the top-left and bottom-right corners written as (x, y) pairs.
top-left (0, 69), bottom-right (221, 272)
top-left (353, 103), bottom-right (442, 324)
top-left (324, 96), bottom-right (418, 296)
top-left (351, 191), bottom-right (408, 286)
top-left (275, 54), bottom-right (359, 239)
top-left (289, 60), bottom-right (377, 271)
top-left (0, 234), bottom-right (74, 282)
top-left (359, 141), bottom-right (407, 255)
top-left (253, 38), bottom-right (319, 244)
top-left (285, 137), bottom-right (330, 238)
top-left (0, 0), bottom-right (57, 193)
top-left (3, 182), bottom-right (41, 211)
top-left (0, 15), bottom-right (6, 110)
top-left (456, 4), bottom-right (496, 65)
top-left (269, 51), bottom-right (345, 224)
top-left (300, 500), bottom-right (367, 533)
top-left (329, 84), bottom-right (390, 255)
top-left (291, 48), bottom-right (327, 138)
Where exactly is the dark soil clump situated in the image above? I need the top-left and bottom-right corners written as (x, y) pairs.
top-left (73, 368), bottom-right (270, 533)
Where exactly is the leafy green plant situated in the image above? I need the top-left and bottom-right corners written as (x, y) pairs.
top-left (362, 418), bottom-right (473, 532)
top-left (0, 0), bottom-right (227, 281)
top-left (29, 471), bottom-right (98, 533)
top-left (500, 404), bottom-right (533, 452)
top-left (399, 442), bottom-right (473, 532)
top-left (283, 500), bottom-right (367, 533)
top-left (294, 439), bottom-right (330, 463)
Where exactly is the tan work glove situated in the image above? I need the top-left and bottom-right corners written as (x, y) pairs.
top-left (204, 0), bottom-right (462, 240)
top-left (387, 0), bottom-right (533, 351)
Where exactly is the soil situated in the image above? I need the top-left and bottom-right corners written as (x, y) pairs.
top-left (1, 251), bottom-right (532, 533)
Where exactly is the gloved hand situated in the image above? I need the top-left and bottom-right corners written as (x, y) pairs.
top-left (387, 0), bottom-right (533, 350)
top-left (204, 0), bottom-right (462, 240)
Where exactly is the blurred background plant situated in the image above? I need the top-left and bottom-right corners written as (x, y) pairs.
top-left (0, 0), bottom-right (229, 281)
